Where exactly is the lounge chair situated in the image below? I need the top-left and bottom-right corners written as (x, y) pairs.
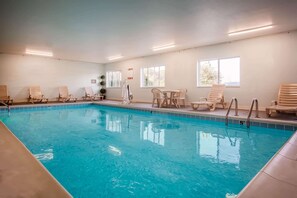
top-left (151, 88), bottom-right (166, 107)
top-left (266, 84), bottom-right (297, 117)
top-left (0, 85), bottom-right (13, 105)
top-left (83, 87), bottom-right (103, 101)
top-left (191, 84), bottom-right (225, 111)
top-left (28, 86), bottom-right (48, 104)
top-left (58, 86), bottom-right (77, 102)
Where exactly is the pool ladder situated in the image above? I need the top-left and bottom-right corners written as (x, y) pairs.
top-left (225, 98), bottom-right (260, 128)
top-left (225, 97), bottom-right (239, 126)
top-left (0, 101), bottom-right (10, 112)
top-left (246, 98), bottom-right (259, 128)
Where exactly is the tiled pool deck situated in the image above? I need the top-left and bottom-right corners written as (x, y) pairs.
top-left (0, 100), bottom-right (296, 198)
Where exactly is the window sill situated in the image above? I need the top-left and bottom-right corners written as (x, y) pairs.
top-left (106, 87), bottom-right (121, 89)
top-left (140, 86), bottom-right (165, 89)
top-left (197, 86), bottom-right (240, 88)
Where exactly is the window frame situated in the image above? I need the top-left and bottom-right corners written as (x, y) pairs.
top-left (140, 65), bottom-right (165, 88)
top-left (106, 70), bottom-right (122, 88)
top-left (197, 56), bottom-right (240, 88)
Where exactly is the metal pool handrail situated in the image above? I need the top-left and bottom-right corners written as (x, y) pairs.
top-left (0, 101), bottom-right (10, 112)
top-left (225, 97), bottom-right (238, 125)
top-left (246, 98), bottom-right (259, 128)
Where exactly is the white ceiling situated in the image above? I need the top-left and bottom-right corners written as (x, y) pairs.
top-left (0, 0), bottom-right (297, 64)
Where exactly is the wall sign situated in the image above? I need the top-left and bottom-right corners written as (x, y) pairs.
top-left (128, 67), bottom-right (133, 80)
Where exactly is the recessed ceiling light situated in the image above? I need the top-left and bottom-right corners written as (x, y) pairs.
top-left (152, 43), bottom-right (175, 51)
top-left (228, 25), bottom-right (273, 36)
top-left (108, 55), bottom-right (123, 61)
top-left (25, 49), bottom-right (53, 57)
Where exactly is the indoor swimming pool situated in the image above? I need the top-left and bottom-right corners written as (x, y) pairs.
top-left (0, 104), bottom-right (293, 197)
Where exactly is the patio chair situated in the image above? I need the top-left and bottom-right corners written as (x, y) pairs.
top-left (83, 87), bottom-right (103, 101)
top-left (58, 86), bottom-right (77, 102)
top-left (0, 85), bottom-right (13, 105)
top-left (266, 83), bottom-right (297, 117)
top-left (151, 88), bottom-right (166, 108)
top-left (172, 89), bottom-right (187, 108)
top-left (28, 86), bottom-right (48, 104)
top-left (191, 84), bottom-right (225, 111)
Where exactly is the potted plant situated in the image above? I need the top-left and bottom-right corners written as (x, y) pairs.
top-left (100, 88), bottom-right (106, 94)
top-left (100, 88), bottom-right (106, 99)
top-left (99, 75), bottom-right (106, 99)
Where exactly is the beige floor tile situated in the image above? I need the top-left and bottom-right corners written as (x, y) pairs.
top-left (238, 172), bottom-right (297, 198)
top-left (264, 154), bottom-right (297, 186)
top-left (279, 142), bottom-right (297, 160)
top-left (289, 133), bottom-right (297, 146)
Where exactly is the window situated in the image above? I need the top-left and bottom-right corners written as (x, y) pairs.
top-left (106, 71), bottom-right (122, 88)
top-left (197, 57), bottom-right (240, 87)
top-left (140, 66), bottom-right (165, 87)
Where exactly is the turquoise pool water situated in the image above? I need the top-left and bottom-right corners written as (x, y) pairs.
top-left (0, 104), bottom-right (293, 197)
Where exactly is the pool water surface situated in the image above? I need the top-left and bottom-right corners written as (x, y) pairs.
top-left (0, 105), bottom-right (293, 197)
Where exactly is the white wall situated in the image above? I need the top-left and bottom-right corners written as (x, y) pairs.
top-left (0, 54), bottom-right (104, 102)
top-left (104, 31), bottom-right (297, 109)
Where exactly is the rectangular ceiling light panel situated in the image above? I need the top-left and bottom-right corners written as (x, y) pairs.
top-left (108, 55), bottom-right (123, 61)
top-left (25, 49), bottom-right (53, 57)
top-left (228, 25), bottom-right (273, 36)
top-left (152, 43), bottom-right (175, 51)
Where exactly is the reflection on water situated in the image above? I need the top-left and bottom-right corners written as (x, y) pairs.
top-left (104, 112), bottom-right (132, 133)
top-left (84, 109), bottom-right (94, 117)
top-left (139, 120), bottom-right (181, 146)
top-left (33, 148), bottom-right (54, 161)
top-left (106, 114), bottom-right (122, 133)
top-left (197, 131), bottom-right (240, 167)
top-left (59, 111), bottom-right (69, 120)
top-left (140, 121), bottom-right (165, 146)
top-left (108, 145), bottom-right (122, 156)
